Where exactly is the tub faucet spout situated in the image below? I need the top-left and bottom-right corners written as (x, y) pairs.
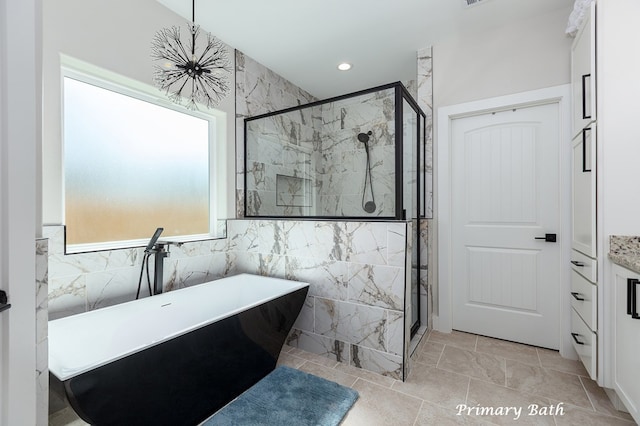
top-left (136, 228), bottom-right (170, 299)
top-left (151, 243), bottom-right (168, 295)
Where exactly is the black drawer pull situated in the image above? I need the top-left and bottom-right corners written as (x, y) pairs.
top-left (571, 332), bottom-right (585, 345)
top-left (629, 278), bottom-right (640, 320)
top-left (582, 128), bottom-right (592, 173)
top-left (582, 74), bottom-right (592, 119)
top-left (571, 292), bottom-right (585, 301)
top-left (571, 261), bottom-right (585, 267)
top-left (627, 278), bottom-right (635, 315)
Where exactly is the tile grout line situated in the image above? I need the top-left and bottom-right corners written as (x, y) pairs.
top-left (412, 400), bottom-right (425, 426)
top-left (578, 375), bottom-right (597, 412)
top-left (464, 376), bottom-right (471, 405)
top-left (503, 358), bottom-right (507, 387)
top-left (434, 343), bottom-right (446, 368)
top-left (389, 381), bottom-right (433, 404)
top-left (350, 376), bottom-right (360, 390)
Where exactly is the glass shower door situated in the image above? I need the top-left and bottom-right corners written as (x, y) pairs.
top-left (402, 96), bottom-right (420, 336)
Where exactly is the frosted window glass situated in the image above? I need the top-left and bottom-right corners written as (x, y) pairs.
top-left (63, 77), bottom-right (211, 246)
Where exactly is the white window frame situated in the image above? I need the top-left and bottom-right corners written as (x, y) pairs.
top-left (61, 56), bottom-right (227, 253)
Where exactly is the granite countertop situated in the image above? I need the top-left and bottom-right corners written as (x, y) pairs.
top-left (609, 235), bottom-right (640, 274)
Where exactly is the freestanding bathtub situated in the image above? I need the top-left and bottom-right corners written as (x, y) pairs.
top-left (49, 273), bottom-right (309, 425)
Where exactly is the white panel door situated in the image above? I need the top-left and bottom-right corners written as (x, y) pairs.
top-left (451, 103), bottom-right (561, 349)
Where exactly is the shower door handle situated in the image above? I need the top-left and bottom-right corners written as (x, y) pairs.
top-left (0, 290), bottom-right (11, 313)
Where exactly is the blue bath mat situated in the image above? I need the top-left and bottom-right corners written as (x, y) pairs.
top-left (202, 366), bottom-right (359, 426)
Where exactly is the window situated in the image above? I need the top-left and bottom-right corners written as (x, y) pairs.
top-left (62, 67), bottom-right (223, 252)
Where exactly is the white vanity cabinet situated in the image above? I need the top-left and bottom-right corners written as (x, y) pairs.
top-left (571, 1), bottom-right (596, 138)
top-left (571, 125), bottom-right (597, 258)
top-left (570, 0), bottom-right (598, 380)
top-left (612, 263), bottom-right (640, 423)
top-left (570, 257), bottom-right (598, 380)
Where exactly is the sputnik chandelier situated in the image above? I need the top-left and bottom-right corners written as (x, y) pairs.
top-left (151, 0), bottom-right (230, 109)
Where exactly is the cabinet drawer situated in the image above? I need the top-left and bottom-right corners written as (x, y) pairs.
top-left (571, 269), bottom-right (597, 331)
top-left (571, 308), bottom-right (597, 380)
top-left (570, 249), bottom-right (597, 283)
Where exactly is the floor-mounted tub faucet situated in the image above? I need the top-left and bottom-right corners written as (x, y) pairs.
top-left (137, 228), bottom-right (168, 299)
top-left (149, 242), bottom-right (169, 295)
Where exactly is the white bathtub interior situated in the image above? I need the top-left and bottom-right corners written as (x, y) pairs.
top-left (49, 273), bottom-right (309, 381)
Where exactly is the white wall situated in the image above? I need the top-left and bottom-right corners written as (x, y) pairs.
top-left (598, 0), bottom-right (640, 237)
top-left (42, 0), bottom-right (236, 225)
top-left (429, 6), bottom-right (572, 329)
top-left (433, 6), bottom-right (573, 109)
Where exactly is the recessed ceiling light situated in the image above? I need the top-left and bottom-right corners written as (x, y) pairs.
top-left (337, 63), bottom-right (352, 71)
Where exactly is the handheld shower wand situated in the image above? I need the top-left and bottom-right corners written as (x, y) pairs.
top-left (357, 131), bottom-right (376, 213)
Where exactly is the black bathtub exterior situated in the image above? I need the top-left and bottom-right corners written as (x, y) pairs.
top-left (58, 286), bottom-right (308, 425)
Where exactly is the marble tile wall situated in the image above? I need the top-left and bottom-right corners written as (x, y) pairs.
top-left (44, 225), bottom-right (232, 319)
top-left (236, 50), bottom-right (317, 217)
top-left (44, 218), bottom-right (409, 380)
top-left (417, 47), bottom-right (433, 219)
top-left (244, 83), bottom-right (399, 218)
top-left (273, 219), bottom-right (408, 379)
top-left (417, 47), bottom-right (433, 332)
top-left (36, 238), bottom-right (48, 425)
top-left (245, 104), bottom-right (320, 216)
top-left (316, 89), bottom-right (397, 217)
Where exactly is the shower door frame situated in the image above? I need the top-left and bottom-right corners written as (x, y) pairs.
top-left (243, 81), bottom-right (428, 338)
top-left (396, 88), bottom-right (427, 338)
top-left (243, 82), bottom-right (426, 222)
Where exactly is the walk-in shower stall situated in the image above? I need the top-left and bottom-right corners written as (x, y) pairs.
top-left (244, 82), bottom-right (430, 336)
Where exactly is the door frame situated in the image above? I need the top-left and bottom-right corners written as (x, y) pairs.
top-left (0, 0), bottom-right (41, 423)
top-left (435, 85), bottom-right (575, 358)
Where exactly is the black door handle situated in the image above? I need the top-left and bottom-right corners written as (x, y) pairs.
top-left (571, 332), bottom-right (585, 345)
top-left (534, 233), bottom-right (557, 242)
top-left (571, 292), bottom-right (585, 301)
top-left (0, 290), bottom-right (10, 313)
top-left (571, 260), bottom-right (585, 267)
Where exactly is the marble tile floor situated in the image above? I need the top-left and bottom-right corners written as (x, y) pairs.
top-left (49, 331), bottom-right (637, 426)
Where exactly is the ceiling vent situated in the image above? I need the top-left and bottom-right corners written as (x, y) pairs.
top-left (462, 0), bottom-right (489, 8)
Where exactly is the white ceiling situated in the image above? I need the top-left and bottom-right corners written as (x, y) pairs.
top-left (157, 0), bottom-right (574, 99)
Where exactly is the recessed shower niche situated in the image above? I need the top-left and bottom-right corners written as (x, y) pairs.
top-left (244, 82), bottom-right (431, 221)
